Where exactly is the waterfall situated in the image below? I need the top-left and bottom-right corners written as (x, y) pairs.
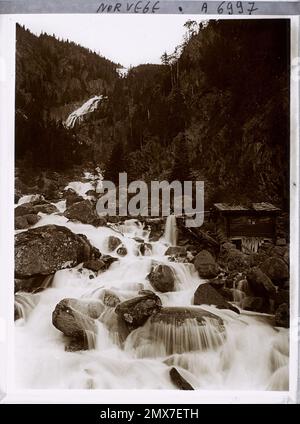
top-left (163, 215), bottom-right (178, 246)
top-left (124, 316), bottom-right (226, 358)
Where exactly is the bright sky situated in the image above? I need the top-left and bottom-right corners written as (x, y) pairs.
top-left (15, 14), bottom-right (203, 68)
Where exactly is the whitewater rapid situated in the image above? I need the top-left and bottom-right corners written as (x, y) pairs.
top-left (14, 181), bottom-right (289, 391)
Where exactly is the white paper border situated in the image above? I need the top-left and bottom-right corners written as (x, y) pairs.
top-left (0, 12), bottom-right (299, 404)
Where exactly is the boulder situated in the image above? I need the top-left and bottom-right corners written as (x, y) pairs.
top-left (15, 224), bottom-right (100, 278)
top-left (169, 367), bottom-right (194, 390)
top-left (150, 306), bottom-right (224, 326)
top-left (275, 303), bottom-right (289, 328)
top-left (259, 257), bottom-right (289, 285)
top-left (241, 296), bottom-right (268, 313)
top-left (272, 245), bottom-right (288, 259)
top-left (37, 175), bottom-right (60, 201)
top-left (276, 238), bottom-right (286, 246)
top-left (194, 283), bottom-right (240, 314)
top-left (274, 289), bottom-right (289, 308)
top-left (83, 259), bottom-right (106, 272)
top-left (115, 292), bottom-right (162, 331)
top-left (101, 255), bottom-right (118, 269)
top-left (224, 249), bottom-right (251, 272)
top-left (139, 243), bottom-right (152, 256)
top-left (15, 200), bottom-right (58, 216)
top-left (165, 246), bottom-right (186, 257)
top-left (64, 189), bottom-right (84, 208)
top-left (246, 267), bottom-right (277, 297)
top-left (64, 199), bottom-right (106, 226)
top-left (52, 298), bottom-right (104, 337)
top-left (15, 274), bottom-right (53, 293)
top-left (15, 213), bottom-right (40, 229)
top-left (209, 276), bottom-right (226, 289)
top-left (148, 264), bottom-right (175, 293)
top-left (102, 290), bottom-right (121, 307)
top-left (107, 236), bottom-right (122, 251)
top-left (220, 287), bottom-right (234, 301)
top-left (117, 246), bottom-right (128, 257)
top-left (194, 250), bottom-right (219, 278)
top-left (86, 189), bottom-right (98, 198)
top-left (144, 307), bottom-right (226, 355)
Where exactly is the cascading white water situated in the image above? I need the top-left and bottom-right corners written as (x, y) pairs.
top-left (163, 214), bottom-right (178, 246)
top-left (14, 175), bottom-right (289, 391)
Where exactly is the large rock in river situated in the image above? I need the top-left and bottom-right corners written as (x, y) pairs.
top-left (194, 283), bottom-right (240, 314)
top-left (64, 199), bottom-right (106, 227)
top-left (146, 307), bottom-right (226, 354)
top-left (52, 298), bottom-right (104, 337)
top-left (274, 303), bottom-right (289, 328)
top-left (15, 224), bottom-right (100, 278)
top-left (15, 200), bottom-right (58, 216)
top-left (148, 264), bottom-right (175, 292)
top-left (64, 188), bottom-right (84, 208)
top-left (15, 214), bottom-right (40, 230)
top-left (115, 291), bottom-right (162, 331)
top-left (193, 250), bottom-right (219, 278)
top-left (246, 266), bottom-right (277, 297)
top-left (259, 257), bottom-right (289, 285)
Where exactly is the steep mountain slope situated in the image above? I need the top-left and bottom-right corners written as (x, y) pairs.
top-left (15, 20), bottom-right (290, 209)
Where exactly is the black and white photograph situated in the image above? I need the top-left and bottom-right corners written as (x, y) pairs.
top-left (11, 13), bottom-right (294, 393)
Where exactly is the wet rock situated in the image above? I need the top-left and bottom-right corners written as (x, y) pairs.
top-left (15, 200), bottom-right (58, 217)
top-left (86, 189), bottom-right (97, 198)
top-left (64, 188), bottom-right (84, 208)
top-left (14, 292), bottom-right (40, 321)
top-left (65, 337), bottom-right (88, 352)
top-left (64, 199), bottom-right (106, 226)
top-left (194, 283), bottom-right (240, 314)
top-left (83, 259), bottom-right (106, 272)
top-left (165, 246), bottom-right (186, 257)
top-left (150, 306), bottom-right (224, 326)
top-left (259, 257), bottom-right (289, 285)
top-left (275, 303), bottom-right (289, 328)
top-left (223, 271), bottom-right (239, 289)
top-left (241, 296), bottom-right (268, 313)
top-left (147, 307), bottom-right (225, 355)
top-left (15, 224), bottom-right (100, 278)
top-left (223, 248), bottom-right (251, 272)
top-left (246, 267), bottom-right (277, 297)
top-left (37, 175), bottom-right (60, 201)
top-left (194, 250), bottom-right (219, 278)
top-left (101, 290), bottom-right (121, 307)
top-left (209, 276), bottom-right (225, 289)
top-left (101, 255), bottom-right (118, 269)
top-left (220, 287), bottom-right (234, 301)
top-left (272, 245), bottom-right (288, 259)
top-left (115, 292), bottom-right (162, 331)
top-left (148, 264), bottom-right (175, 293)
top-left (15, 213), bottom-right (40, 229)
top-left (117, 246), bottom-right (128, 256)
top-left (15, 274), bottom-right (53, 293)
top-left (52, 298), bottom-right (104, 337)
top-left (107, 236), bottom-right (122, 251)
top-left (274, 289), bottom-right (289, 308)
top-left (139, 242), bottom-right (152, 255)
top-left (169, 367), bottom-right (194, 390)
top-left (276, 238), bottom-right (286, 246)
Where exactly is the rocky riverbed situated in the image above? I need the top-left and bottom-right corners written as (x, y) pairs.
top-left (14, 170), bottom-right (289, 390)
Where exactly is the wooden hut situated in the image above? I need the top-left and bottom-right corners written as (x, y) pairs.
top-left (212, 202), bottom-right (281, 253)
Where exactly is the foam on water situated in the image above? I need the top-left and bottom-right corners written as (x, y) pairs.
top-left (15, 187), bottom-right (289, 390)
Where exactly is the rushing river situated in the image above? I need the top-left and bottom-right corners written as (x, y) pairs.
top-left (14, 181), bottom-right (289, 391)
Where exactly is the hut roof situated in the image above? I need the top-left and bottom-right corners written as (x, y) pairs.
top-left (213, 202), bottom-right (280, 214)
